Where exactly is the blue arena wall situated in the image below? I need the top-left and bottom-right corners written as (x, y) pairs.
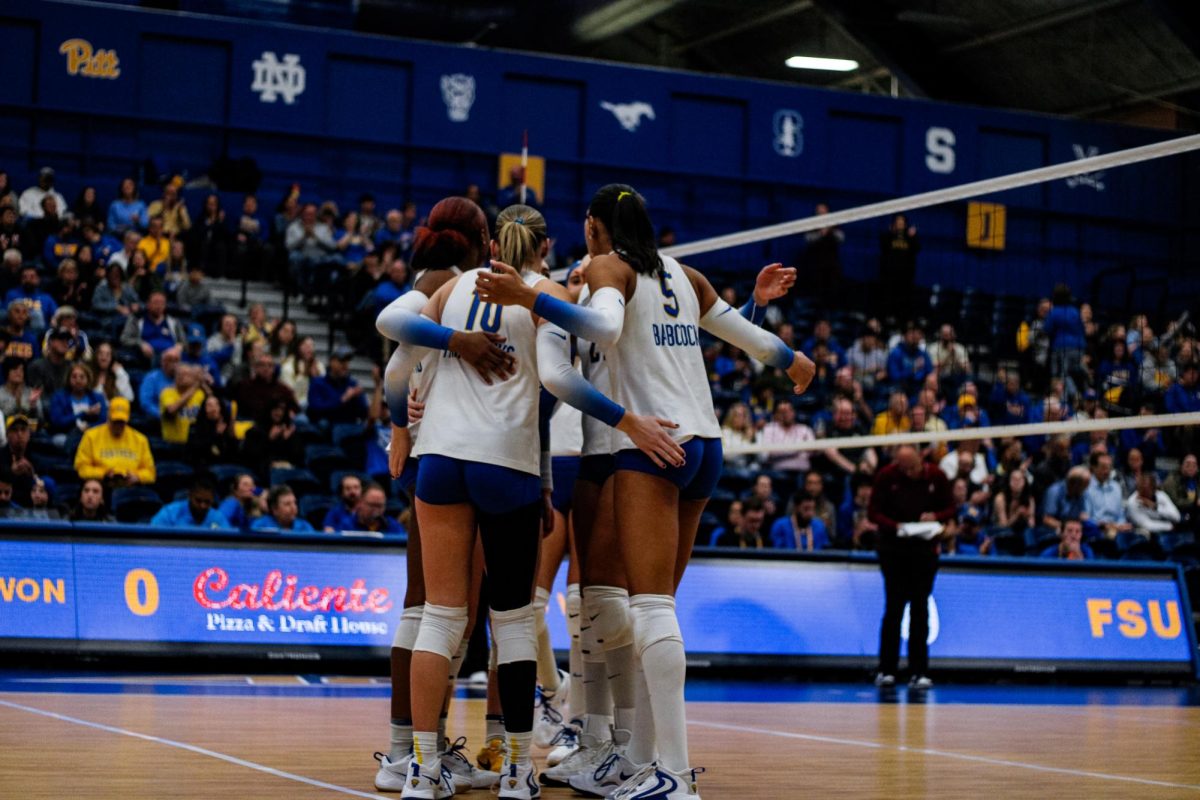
top-left (2, 0), bottom-right (1198, 301)
top-left (0, 525), bottom-right (1195, 676)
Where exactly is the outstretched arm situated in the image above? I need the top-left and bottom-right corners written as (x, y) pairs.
top-left (739, 263), bottom-right (797, 324)
top-left (686, 264), bottom-right (815, 394)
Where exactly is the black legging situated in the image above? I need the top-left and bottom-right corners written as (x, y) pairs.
top-left (877, 543), bottom-right (939, 675)
top-left (477, 500), bottom-right (542, 733)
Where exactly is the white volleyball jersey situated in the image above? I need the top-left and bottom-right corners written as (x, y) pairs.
top-left (407, 267), bottom-right (460, 442)
top-left (413, 268), bottom-right (542, 475)
top-left (610, 255), bottom-right (720, 451)
top-left (577, 285), bottom-right (614, 457)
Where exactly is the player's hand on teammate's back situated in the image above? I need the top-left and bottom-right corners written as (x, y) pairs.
top-left (449, 331), bottom-right (516, 384)
top-left (475, 261), bottom-right (538, 308)
top-left (617, 413), bottom-right (686, 469)
top-left (789, 351), bottom-right (817, 394)
top-left (407, 388), bottom-right (424, 425)
top-left (388, 425), bottom-right (412, 479)
top-left (753, 263), bottom-right (797, 304)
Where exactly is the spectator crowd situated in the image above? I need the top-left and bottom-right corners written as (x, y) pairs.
top-left (1, 167), bottom-right (1198, 567)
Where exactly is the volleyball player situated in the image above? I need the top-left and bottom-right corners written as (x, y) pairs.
top-left (375, 197), bottom-right (514, 795)
top-left (531, 262), bottom-right (590, 762)
top-left (376, 204), bottom-right (685, 799)
top-left (535, 253), bottom-right (796, 796)
top-left (477, 184), bottom-right (814, 799)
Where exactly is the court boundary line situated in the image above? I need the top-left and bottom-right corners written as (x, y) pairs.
top-left (688, 718), bottom-right (1200, 792)
top-left (0, 698), bottom-right (389, 800)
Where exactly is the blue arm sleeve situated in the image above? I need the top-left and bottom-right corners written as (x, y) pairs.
top-left (532, 287), bottom-right (625, 349)
top-left (536, 324), bottom-right (625, 428)
top-left (739, 298), bottom-right (766, 326)
top-left (376, 309), bottom-right (454, 350)
top-left (539, 387), bottom-right (557, 447)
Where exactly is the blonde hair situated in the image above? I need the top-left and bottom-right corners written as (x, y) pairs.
top-left (494, 204), bottom-right (547, 271)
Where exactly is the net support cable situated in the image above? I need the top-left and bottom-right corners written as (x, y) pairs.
top-left (662, 133), bottom-right (1200, 259)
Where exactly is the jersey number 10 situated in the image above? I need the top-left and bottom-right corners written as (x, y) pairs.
top-left (466, 292), bottom-right (504, 332)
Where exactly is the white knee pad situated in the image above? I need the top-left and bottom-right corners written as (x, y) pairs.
top-left (392, 605), bottom-right (424, 650)
top-left (491, 604), bottom-right (538, 665)
top-left (533, 586), bottom-right (551, 634)
top-left (448, 636), bottom-right (469, 682)
top-left (628, 594), bottom-right (683, 657)
top-left (413, 603), bottom-right (468, 660)
top-left (584, 585), bottom-right (633, 650)
top-left (566, 583), bottom-right (582, 642)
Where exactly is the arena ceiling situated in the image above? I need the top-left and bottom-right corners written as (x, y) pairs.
top-left (353, 0), bottom-right (1200, 128)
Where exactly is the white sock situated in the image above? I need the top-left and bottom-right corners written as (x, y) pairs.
top-left (534, 587), bottom-right (560, 694)
top-left (567, 584), bottom-right (585, 722)
top-left (606, 642), bottom-right (637, 745)
top-left (629, 594), bottom-right (688, 773)
top-left (389, 720), bottom-right (412, 761)
top-left (413, 730), bottom-right (440, 767)
top-left (485, 714), bottom-right (505, 743)
top-left (581, 615), bottom-right (612, 746)
top-left (508, 730), bottom-right (533, 766)
top-left (581, 712), bottom-right (612, 750)
top-left (628, 661), bottom-right (657, 765)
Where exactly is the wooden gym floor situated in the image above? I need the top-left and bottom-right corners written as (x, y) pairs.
top-left (2, 675), bottom-right (1200, 798)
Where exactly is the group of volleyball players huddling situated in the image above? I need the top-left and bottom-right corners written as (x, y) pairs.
top-left (372, 184), bottom-right (815, 800)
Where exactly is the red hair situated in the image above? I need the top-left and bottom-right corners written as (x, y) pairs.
top-left (410, 197), bottom-right (488, 270)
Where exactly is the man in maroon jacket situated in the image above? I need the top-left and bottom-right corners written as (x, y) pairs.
top-left (868, 445), bottom-right (956, 688)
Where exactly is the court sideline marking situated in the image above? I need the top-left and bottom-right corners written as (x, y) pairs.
top-left (689, 718), bottom-right (1200, 792)
top-left (0, 698), bottom-right (389, 800)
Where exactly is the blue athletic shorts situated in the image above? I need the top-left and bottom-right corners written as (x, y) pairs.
top-left (551, 456), bottom-right (581, 514)
top-left (577, 454), bottom-right (616, 486)
top-left (397, 457), bottom-right (420, 494)
top-left (416, 454), bottom-right (541, 515)
top-left (614, 437), bottom-right (723, 501)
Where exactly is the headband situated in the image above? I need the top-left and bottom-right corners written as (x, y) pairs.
top-left (617, 191), bottom-right (632, 202)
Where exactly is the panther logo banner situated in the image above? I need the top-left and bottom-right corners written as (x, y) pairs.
top-left (441, 74), bottom-right (476, 122)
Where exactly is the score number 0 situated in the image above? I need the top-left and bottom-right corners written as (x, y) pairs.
top-left (124, 569), bottom-right (159, 616)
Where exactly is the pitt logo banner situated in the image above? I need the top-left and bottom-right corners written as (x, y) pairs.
top-left (59, 38), bottom-right (121, 79)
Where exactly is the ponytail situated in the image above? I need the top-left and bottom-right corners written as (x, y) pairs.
top-left (588, 184), bottom-right (662, 278)
top-left (494, 204), bottom-right (547, 271)
top-left (410, 196), bottom-right (488, 271)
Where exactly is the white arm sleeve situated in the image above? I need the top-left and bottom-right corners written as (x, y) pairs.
top-left (534, 286), bottom-right (626, 350)
top-left (380, 291), bottom-right (432, 422)
top-left (699, 299), bottom-right (795, 369)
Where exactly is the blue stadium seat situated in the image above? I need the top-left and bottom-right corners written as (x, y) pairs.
top-left (304, 444), bottom-right (351, 485)
top-left (51, 482), bottom-right (80, 509)
top-left (208, 463), bottom-right (250, 495)
top-left (148, 437), bottom-right (185, 463)
top-left (270, 467), bottom-right (322, 498)
top-left (112, 487), bottom-right (163, 523)
top-left (299, 494), bottom-right (336, 529)
top-left (154, 461), bottom-right (197, 502)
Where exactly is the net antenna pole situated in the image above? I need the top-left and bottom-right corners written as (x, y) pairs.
top-left (662, 133), bottom-right (1200, 259)
top-left (520, 130), bottom-right (528, 206)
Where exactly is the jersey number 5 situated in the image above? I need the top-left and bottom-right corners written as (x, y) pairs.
top-left (658, 274), bottom-right (680, 318)
top-left (466, 292), bottom-right (503, 332)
